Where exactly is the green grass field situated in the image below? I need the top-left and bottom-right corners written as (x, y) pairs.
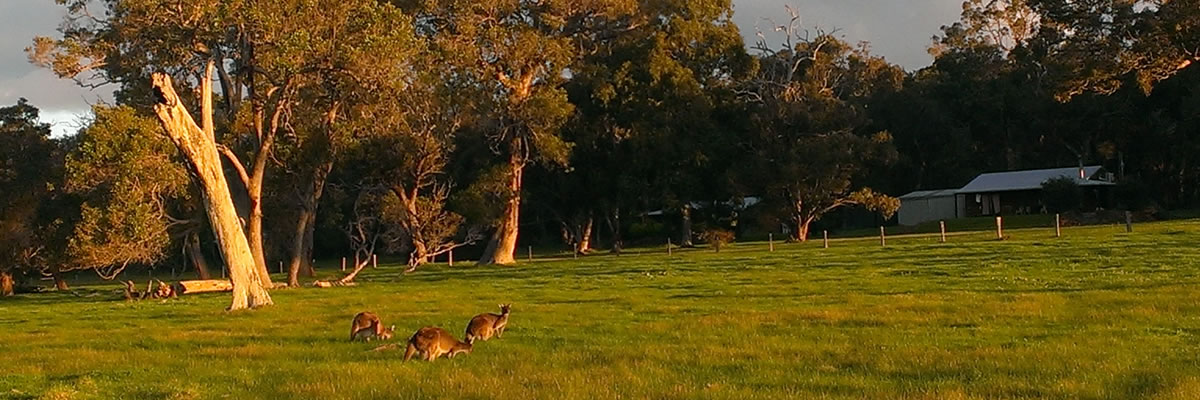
top-left (3, 220), bottom-right (1200, 399)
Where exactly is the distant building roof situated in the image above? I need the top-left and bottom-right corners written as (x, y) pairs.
top-left (957, 166), bottom-right (1114, 194)
top-left (899, 189), bottom-right (959, 200)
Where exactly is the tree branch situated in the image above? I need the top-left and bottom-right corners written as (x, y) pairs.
top-left (217, 144), bottom-right (252, 189)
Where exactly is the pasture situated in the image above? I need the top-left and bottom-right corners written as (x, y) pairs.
top-left (2, 220), bottom-right (1200, 399)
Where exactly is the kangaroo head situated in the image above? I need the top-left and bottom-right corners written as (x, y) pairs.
top-left (380, 325), bottom-right (395, 340)
top-left (453, 341), bottom-right (473, 355)
top-left (499, 304), bottom-right (512, 315)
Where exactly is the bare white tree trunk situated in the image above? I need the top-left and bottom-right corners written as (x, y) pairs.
top-left (150, 68), bottom-right (272, 310)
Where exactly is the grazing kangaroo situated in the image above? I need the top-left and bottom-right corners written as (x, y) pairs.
top-left (349, 312), bottom-right (394, 342)
top-left (403, 326), bottom-right (472, 361)
top-left (465, 304), bottom-right (511, 344)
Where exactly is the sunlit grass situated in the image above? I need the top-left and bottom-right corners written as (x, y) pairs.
top-left (2, 220), bottom-right (1200, 399)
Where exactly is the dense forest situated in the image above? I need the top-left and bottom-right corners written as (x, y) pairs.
top-left (1, 0), bottom-right (1197, 305)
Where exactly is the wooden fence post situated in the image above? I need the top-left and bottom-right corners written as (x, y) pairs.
top-left (823, 230), bottom-right (829, 249)
top-left (939, 220), bottom-right (947, 243)
top-left (995, 216), bottom-right (1004, 240)
top-left (1125, 211), bottom-right (1133, 233)
top-left (528, 246), bottom-right (533, 262)
top-left (448, 249), bottom-right (454, 267)
top-left (341, 257), bottom-right (346, 272)
top-left (667, 237), bottom-right (673, 256)
top-left (879, 226), bottom-right (886, 247)
top-left (769, 233), bottom-right (774, 252)
top-left (372, 254), bottom-right (378, 269)
top-left (1055, 214), bottom-right (1062, 238)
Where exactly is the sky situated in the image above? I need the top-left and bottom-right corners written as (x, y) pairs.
top-left (0, 0), bottom-right (963, 136)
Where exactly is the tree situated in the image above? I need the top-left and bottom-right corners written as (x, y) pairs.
top-left (62, 106), bottom-right (194, 282)
top-left (1027, 0), bottom-right (1200, 98)
top-left (561, 0), bottom-right (753, 251)
top-left (344, 83), bottom-right (483, 269)
top-left (0, 99), bottom-right (59, 296)
top-left (1042, 176), bottom-right (1082, 213)
top-left (743, 13), bottom-right (901, 241)
top-left (410, 0), bottom-right (635, 264)
top-left (30, 0), bottom-right (401, 287)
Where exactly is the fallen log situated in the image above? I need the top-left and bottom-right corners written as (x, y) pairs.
top-left (173, 280), bottom-right (233, 294)
top-left (311, 280), bottom-right (358, 288)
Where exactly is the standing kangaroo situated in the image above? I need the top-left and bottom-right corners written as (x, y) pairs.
top-left (403, 326), bottom-right (472, 361)
top-left (349, 312), bottom-right (394, 342)
top-left (465, 304), bottom-right (511, 344)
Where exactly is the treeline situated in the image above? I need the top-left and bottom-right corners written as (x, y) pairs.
top-left (1, 0), bottom-right (1196, 302)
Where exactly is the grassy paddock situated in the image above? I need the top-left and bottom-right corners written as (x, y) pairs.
top-left (2, 220), bottom-right (1200, 399)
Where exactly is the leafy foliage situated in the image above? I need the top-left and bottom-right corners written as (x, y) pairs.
top-left (1041, 177), bottom-right (1083, 213)
top-left (62, 106), bottom-right (191, 279)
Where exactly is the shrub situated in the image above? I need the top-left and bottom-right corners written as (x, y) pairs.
top-left (699, 229), bottom-right (735, 252)
top-left (1042, 176), bottom-right (1082, 213)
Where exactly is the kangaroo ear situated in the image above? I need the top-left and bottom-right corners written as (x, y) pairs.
top-left (389, 325), bottom-right (395, 331)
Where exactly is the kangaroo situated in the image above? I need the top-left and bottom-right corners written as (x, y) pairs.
top-left (464, 304), bottom-right (511, 344)
top-left (349, 312), bottom-right (394, 342)
top-left (403, 326), bottom-right (472, 361)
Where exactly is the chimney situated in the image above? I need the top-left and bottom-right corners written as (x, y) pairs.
top-left (1078, 158), bottom-right (1085, 180)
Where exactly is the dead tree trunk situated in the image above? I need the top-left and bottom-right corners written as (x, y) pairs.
top-left (150, 68), bottom-right (272, 310)
top-left (1, 270), bottom-right (14, 296)
top-left (186, 232), bottom-right (213, 280)
top-left (478, 155), bottom-right (523, 265)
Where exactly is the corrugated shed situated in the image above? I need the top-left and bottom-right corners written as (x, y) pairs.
top-left (957, 166), bottom-right (1114, 194)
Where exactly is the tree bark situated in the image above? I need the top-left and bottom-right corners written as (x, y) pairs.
top-left (186, 232), bottom-right (213, 280)
top-left (51, 266), bottom-right (68, 291)
top-left (795, 215), bottom-right (813, 242)
top-left (286, 207), bottom-right (314, 287)
top-left (606, 207), bottom-right (623, 254)
top-left (151, 70), bottom-right (272, 310)
top-left (287, 162), bottom-right (330, 286)
top-left (680, 205), bottom-right (694, 247)
top-left (576, 215), bottom-right (593, 254)
top-left (302, 211), bottom-right (316, 277)
top-left (478, 155), bottom-right (523, 265)
top-left (1, 270), bottom-right (14, 296)
top-left (248, 200), bottom-right (271, 285)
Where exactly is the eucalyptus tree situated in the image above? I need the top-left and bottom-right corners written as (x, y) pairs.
top-left (402, 0), bottom-right (638, 264)
top-left (560, 0), bottom-right (753, 250)
top-left (742, 11), bottom-right (901, 241)
top-left (61, 106), bottom-right (195, 283)
top-left (0, 100), bottom-right (59, 296)
top-left (30, 0), bottom-right (421, 308)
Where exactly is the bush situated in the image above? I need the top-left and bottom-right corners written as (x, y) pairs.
top-left (1042, 177), bottom-right (1082, 213)
top-left (699, 229), bottom-right (735, 252)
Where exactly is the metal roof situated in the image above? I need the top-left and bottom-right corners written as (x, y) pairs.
top-left (899, 189), bottom-right (959, 200)
top-left (957, 166), bottom-right (1114, 194)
